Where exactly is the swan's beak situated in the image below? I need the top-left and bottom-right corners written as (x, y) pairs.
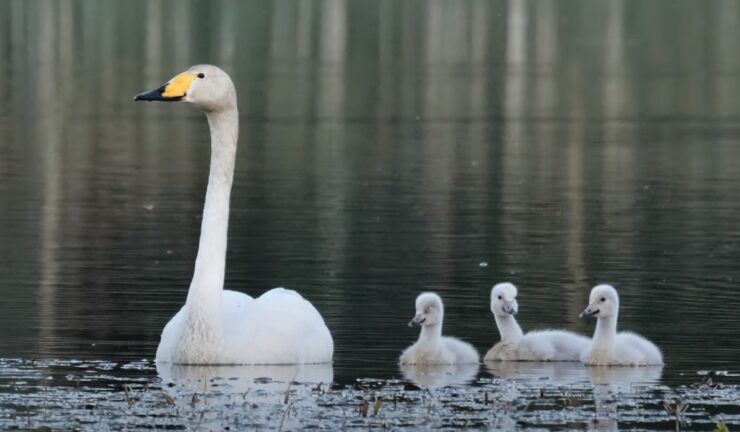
top-left (579, 303), bottom-right (599, 318)
top-left (502, 300), bottom-right (518, 315)
top-left (408, 314), bottom-right (426, 327)
top-left (134, 72), bottom-right (197, 102)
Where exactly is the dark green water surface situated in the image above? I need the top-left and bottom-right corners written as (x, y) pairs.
top-left (1, 1), bottom-right (740, 429)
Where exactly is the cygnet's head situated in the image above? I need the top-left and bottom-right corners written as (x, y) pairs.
top-left (490, 282), bottom-right (518, 316)
top-left (135, 65), bottom-right (236, 112)
top-left (580, 284), bottom-right (620, 319)
top-left (408, 292), bottom-right (444, 327)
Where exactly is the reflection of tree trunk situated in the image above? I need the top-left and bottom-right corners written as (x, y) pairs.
top-left (270, 0), bottom-right (314, 61)
top-left (422, 0), bottom-right (468, 285)
top-left (603, 0), bottom-right (626, 119)
top-left (601, 0), bottom-right (637, 292)
top-left (501, 0), bottom-right (527, 272)
top-left (714, 0), bottom-right (740, 116)
top-left (219, 0), bottom-right (237, 70)
top-left (315, 0), bottom-right (347, 282)
top-left (144, 0), bottom-right (163, 83)
top-left (37, 1), bottom-right (72, 356)
top-left (564, 63), bottom-right (586, 325)
top-left (173, 1), bottom-right (191, 68)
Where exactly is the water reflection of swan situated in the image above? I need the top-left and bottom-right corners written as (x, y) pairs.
top-left (486, 361), bottom-right (662, 387)
top-left (587, 366), bottom-right (663, 432)
top-left (486, 361), bottom-right (590, 385)
top-left (135, 65), bottom-right (333, 365)
top-left (156, 361), bottom-right (333, 431)
top-left (586, 365), bottom-right (662, 386)
top-left (400, 363), bottom-right (479, 388)
top-left (157, 362), bottom-right (334, 394)
top-left (486, 361), bottom-right (662, 431)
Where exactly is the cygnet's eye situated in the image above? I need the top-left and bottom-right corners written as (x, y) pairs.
top-left (197, 73), bottom-right (205, 79)
top-left (424, 307), bottom-right (431, 314)
top-left (600, 297), bottom-right (606, 302)
top-left (498, 295), bottom-right (502, 300)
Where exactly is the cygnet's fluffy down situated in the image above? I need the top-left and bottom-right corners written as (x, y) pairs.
top-left (399, 293), bottom-right (479, 365)
top-left (579, 284), bottom-right (663, 366)
top-left (485, 283), bottom-right (590, 362)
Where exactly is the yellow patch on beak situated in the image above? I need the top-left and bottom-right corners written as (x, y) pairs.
top-left (162, 73), bottom-right (197, 98)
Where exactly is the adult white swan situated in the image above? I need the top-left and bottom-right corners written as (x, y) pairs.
top-left (579, 284), bottom-right (663, 366)
top-left (399, 293), bottom-right (479, 365)
top-left (485, 282), bottom-right (589, 362)
top-left (135, 65), bottom-right (333, 364)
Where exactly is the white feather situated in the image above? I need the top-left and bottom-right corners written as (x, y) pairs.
top-left (141, 65), bottom-right (333, 365)
top-left (579, 284), bottom-right (663, 366)
top-left (485, 283), bottom-right (589, 362)
top-left (399, 293), bottom-right (479, 365)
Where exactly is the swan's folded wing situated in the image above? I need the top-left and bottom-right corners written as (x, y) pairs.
top-left (615, 331), bottom-right (663, 365)
top-left (224, 288), bottom-right (333, 363)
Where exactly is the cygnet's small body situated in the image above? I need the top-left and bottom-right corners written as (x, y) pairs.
top-left (485, 283), bottom-right (589, 362)
top-left (399, 293), bottom-right (479, 365)
top-left (579, 284), bottom-right (663, 366)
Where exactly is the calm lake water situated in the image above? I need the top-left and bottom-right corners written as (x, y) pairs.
top-left (1, 0), bottom-right (740, 429)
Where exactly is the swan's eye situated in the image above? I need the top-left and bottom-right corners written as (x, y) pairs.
top-left (498, 295), bottom-right (502, 300)
top-left (197, 73), bottom-right (205, 79)
top-left (600, 297), bottom-right (606, 302)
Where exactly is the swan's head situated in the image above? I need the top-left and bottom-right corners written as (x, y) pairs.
top-left (490, 282), bottom-right (518, 316)
top-left (408, 292), bottom-right (444, 327)
top-left (580, 284), bottom-right (620, 319)
top-left (135, 65), bottom-right (236, 112)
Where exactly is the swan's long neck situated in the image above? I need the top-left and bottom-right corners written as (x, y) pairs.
top-left (592, 313), bottom-right (618, 352)
top-left (494, 314), bottom-right (524, 343)
top-left (418, 323), bottom-right (443, 346)
top-left (185, 107), bottom-right (239, 322)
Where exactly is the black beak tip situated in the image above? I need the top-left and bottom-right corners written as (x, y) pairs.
top-left (579, 310), bottom-right (596, 319)
top-left (134, 84), bottom-right (178, 103)
top-left (134, 90), bottom-right (161, 102)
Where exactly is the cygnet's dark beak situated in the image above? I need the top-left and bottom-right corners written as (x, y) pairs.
top-left (579, 304), bottom-right (599, 318)
top-left (502, 300), bottom-right (518, 316)
top-left (408, 315), bottom-right (426, 327)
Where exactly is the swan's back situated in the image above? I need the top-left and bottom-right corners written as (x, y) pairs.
top-left (517, 330), bottom-right (591, 362)
top-left (442, 336), bottom-right (480, 364)
top-left (614, 332), bottom-right (663, 365)
top-left (224, 288), bottom-right (333, 364)
top-left (157, 288), bottom-right (332, 364)
top-left (400, 336), bottom-right (479, 365)
top-left (484, 341), bottom-right (519, 361)
top-left (581, 332), bottom-right (663, 366)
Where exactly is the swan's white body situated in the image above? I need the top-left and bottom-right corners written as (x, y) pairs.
top-left (399, 293), bottom-right (479, 365)
top-left (579, 284), bottom-right (663, 366)
top-left (137, 65), bottom-right (333, 365)
top-left (484, 283), bottom-right (589, 362)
